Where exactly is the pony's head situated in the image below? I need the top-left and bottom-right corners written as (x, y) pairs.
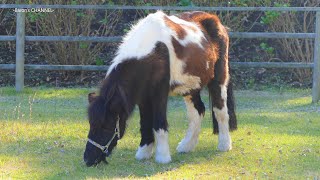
top-left (83, 80), bottom-right (129, 166)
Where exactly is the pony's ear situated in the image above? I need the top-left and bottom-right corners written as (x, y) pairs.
top-left (88, 92), bottom-right (97, 104)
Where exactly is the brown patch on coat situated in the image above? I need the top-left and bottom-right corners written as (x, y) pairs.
top-left (176, 11), bottom-right (223, 35)
top-left (177, 11), bottom-right (230, 85)
top-left (163, 16), bottom-right (186, 39)
top-left (174, 11), bottom-right (236, 134)
top-left (171, 36), bottom-right (217, 87)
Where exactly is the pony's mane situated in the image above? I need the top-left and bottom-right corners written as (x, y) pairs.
top-left (107, 11), bottom-right (167, 75)
top-left (88, 70), bottom-right (130, 127)
top-left (88, 94), bottom-right (106, 127)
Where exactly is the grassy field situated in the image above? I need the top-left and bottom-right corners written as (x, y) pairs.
top-left (0, 87), bottom-right (319, 179)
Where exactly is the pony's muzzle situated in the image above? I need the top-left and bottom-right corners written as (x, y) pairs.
top-left (84, 151), bottom-right (108, 167)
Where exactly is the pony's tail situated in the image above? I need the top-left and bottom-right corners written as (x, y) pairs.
top-left (192, 11), bottom-right (237, 133)
top-left (226, 78), bottom-right (237, 132)
top-left (208, 75), bottom-right (238, 134)
top-left (208, 86), bottom-right (217, 134)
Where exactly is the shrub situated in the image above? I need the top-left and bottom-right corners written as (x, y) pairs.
top-left (262, 0), bottom-right (319, 82)
top-left (0, 0), bottom-right (16, 51)
top-left (25, 0), bottom-right (121, 67)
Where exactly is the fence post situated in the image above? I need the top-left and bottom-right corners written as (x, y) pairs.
top-left (312, 11), bottom-right (320, 103)
top-left (15, 12), bottom-right (26, 92)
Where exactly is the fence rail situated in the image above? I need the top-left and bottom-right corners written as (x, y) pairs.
top-left (1, 4), bottom-right (320, 11)
top-left (0, 62), bottom-right (314, 71)
top-left (0, 4), bottom-right (319, 102)
top-left (0, 33), bottom-right (316, 43)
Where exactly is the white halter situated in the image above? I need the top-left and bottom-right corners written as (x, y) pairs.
top-left (87, 116), bottom-right (120, 154)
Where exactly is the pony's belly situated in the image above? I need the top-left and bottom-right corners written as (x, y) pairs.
top-left (169, 74), bottom-right (201, 96)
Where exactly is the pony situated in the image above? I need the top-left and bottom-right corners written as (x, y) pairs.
top-left (83, 11), bottom-right (237, 167)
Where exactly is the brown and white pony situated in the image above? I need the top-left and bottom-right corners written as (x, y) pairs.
top-left (83, 11), bottom-right (237, 166)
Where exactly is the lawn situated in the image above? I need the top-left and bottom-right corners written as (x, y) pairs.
top-left (0, 87), bottom-right (319, 179)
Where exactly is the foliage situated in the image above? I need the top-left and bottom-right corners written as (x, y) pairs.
top-left (24, 0), bottom-right (121, 80)
top-left (0, 0), bottom-right (318, 84)
top-left (260, 11), bottom-right (280, 25)
top-left (0, 0), bottom-right (15, 50)
top-left (0, 87), bottom-right (319, 179)
top-left (260, 2), bottom-right (289, 25)
top-left (95, 57), bottom-right (104, 66)
top-left (177, 0), bottom-right (194, 6)
top-left (260, 42), bottom-right (275, 58)
top-left (262, 0), bottom-right (319, 82)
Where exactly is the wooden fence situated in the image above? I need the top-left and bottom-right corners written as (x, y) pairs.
top-left (0, 4), bottom-right (319, 102)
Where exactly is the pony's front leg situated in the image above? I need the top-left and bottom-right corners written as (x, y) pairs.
top-left (152, 87), bottom-right (171, 164)
top-left (136, 100), bottom-right (154, 160)
top-left (153, 128), bottom-right (171, 163)
top-left (177, 92), bottom-right (205, 153)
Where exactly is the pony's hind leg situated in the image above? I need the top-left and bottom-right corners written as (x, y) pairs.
top-left (177, 91), bottom-right (205, 153)
top-left (208, 80), bottom-right (232, 151)
top-left (136, 100), bottom-right (154, 160)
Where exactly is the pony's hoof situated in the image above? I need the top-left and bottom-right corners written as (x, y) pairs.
top-left (155, 154), bottom-right (171, 164)
top-left (217, 142), bottom-right (232, 152)
top-left (218, 133), bottom-right (232, 151)
top-left (135, 144), bottom-right (153, 160)
top-left (176, 139), bottom-right (197, 153)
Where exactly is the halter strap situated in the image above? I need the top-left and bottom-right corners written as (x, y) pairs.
top-left (87, 116), bottom-right (120, 154)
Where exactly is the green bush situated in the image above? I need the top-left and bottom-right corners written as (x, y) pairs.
top-left (25, 0), bottom-right (121, 69)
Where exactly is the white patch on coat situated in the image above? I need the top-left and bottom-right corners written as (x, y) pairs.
top-left (213, 85), bottom-right (232, 151)
top-left (154, 129), bottom-right (171, 163)
top-left (106, 11), bottom-right (205, 95)
top-left (107, 11), bottom-right (167, 75)
top-left (177, 95), bottom-right (204, 153)
top-left (168, 15), bottom-right (205, 48)
top-left (220, 84), bottom-right (227, 100)
top-left (169, 60), bottom-right (201, 95)
top-left (135, 143), bottom-right (154, 160)
top-left (166, 14), bottom-right (204, 95)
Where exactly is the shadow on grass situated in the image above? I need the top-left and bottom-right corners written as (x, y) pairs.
top-left (0, 126), bottom-right (237, 179)
top-left (1, 88), bottom-right (319, 178)
top-left (2, 122), bottom-right (319, 179)
top-left (0, 138), bottom-right (208, 179)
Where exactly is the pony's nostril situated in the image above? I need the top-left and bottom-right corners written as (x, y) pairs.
top-left (93, 158), bottom-right (101, 166)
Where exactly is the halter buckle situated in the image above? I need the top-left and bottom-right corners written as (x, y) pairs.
top-left (102, 147), bottom-right (108, 154)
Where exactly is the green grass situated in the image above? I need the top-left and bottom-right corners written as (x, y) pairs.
top-left (0, 87), bottom-right (319, 179)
